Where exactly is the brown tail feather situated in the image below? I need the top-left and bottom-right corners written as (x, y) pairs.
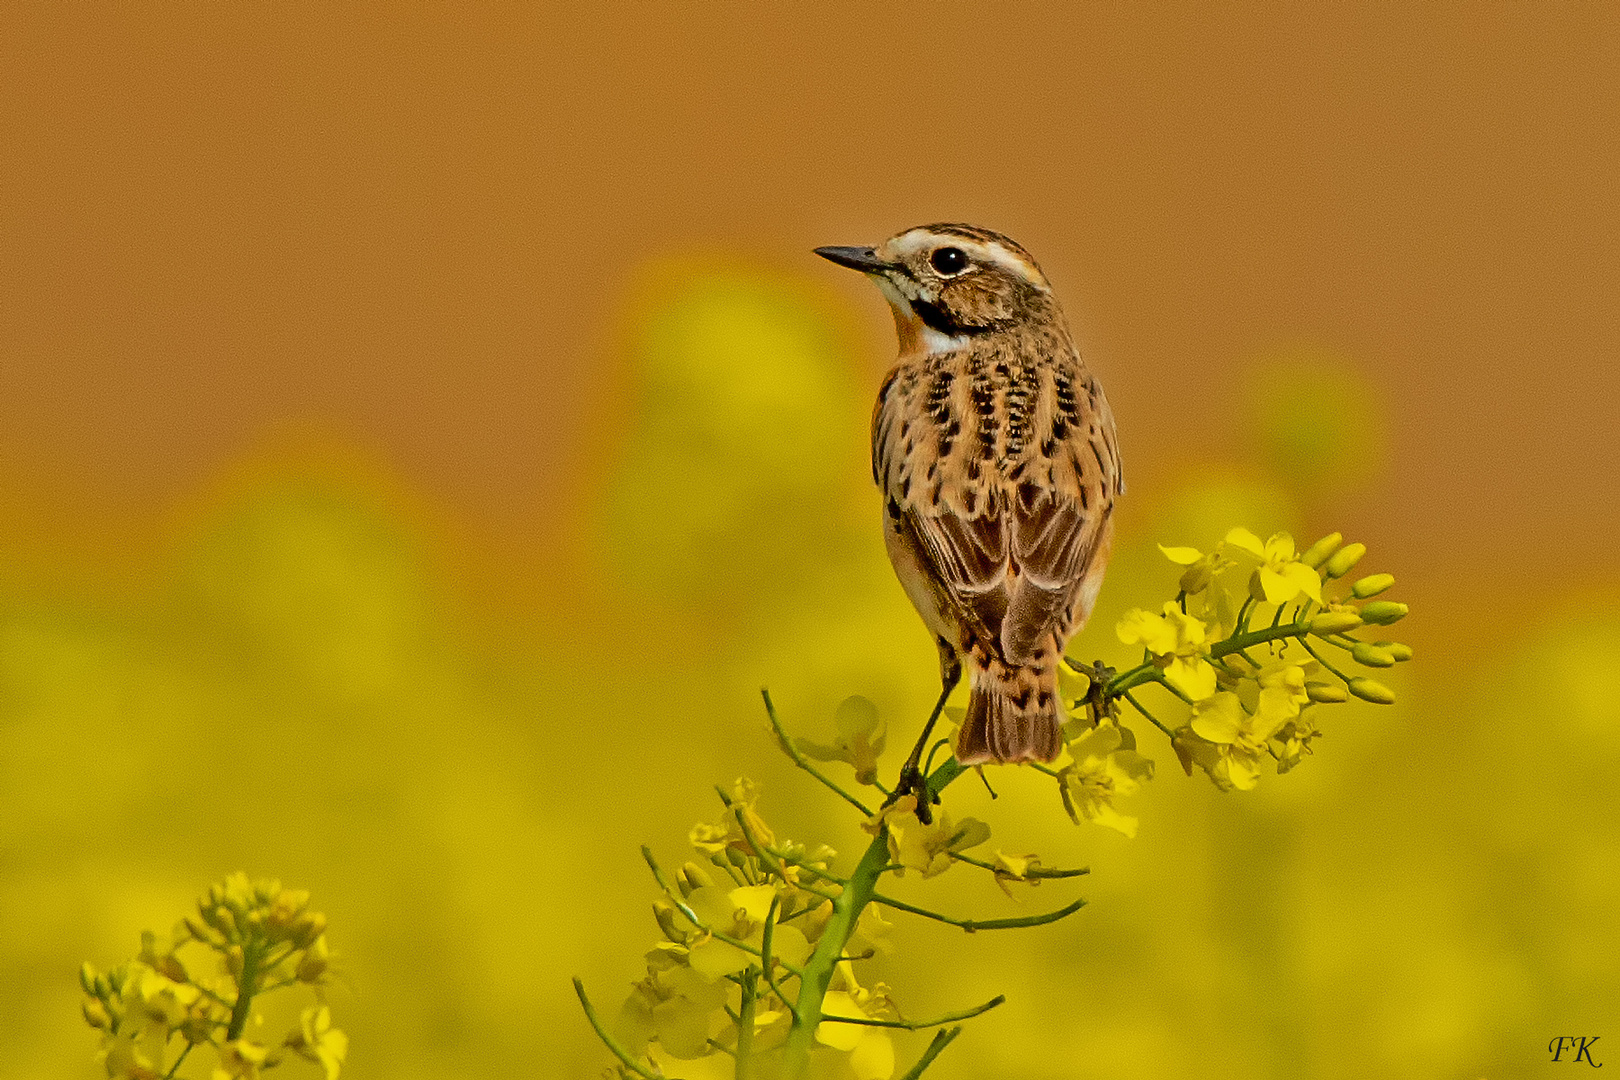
top-left (956, 663), bottom-right (1063, 764)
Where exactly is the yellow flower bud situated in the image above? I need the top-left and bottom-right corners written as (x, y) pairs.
top-left (1380, 641), bottom-right (1413, 662)
top-left (226, 945), bottom-right (245, 979)
top-left (266, 890), bottom-right (310, 936)
top-left (1351, 573), bottom-right (1395, 598)
top-left (653, 898), bottom-right (687, 944)
top-left (205, 904), bottom-right (238, 939)
top-left (1351, 642), bottom-right (1396, 667)
top-left (292, 911), bottom-right (327, 950)
top-left (1323, 542), bottom-right (1367, 579)
top-left (296, 945), bottom-right (328, 983)
top-left (677, 862), bottom-right (714, 897)
top-left (156, 953), bottom-right (188, 983)
top-left (79, 962), bottom-right (98, 996)
top-left (1360, 601), bottom-right (1408, 625)
top-left (82, 998), bottom-right (111, 1029)
top-left (1301, 532), bottom-right (1343, 569)
top-left (1348, 677), bottom-right (1396, 704)
top-left (1305, 681), bottom-right (1348, 703)
top-left (183, 915), bottom-right (215, 944)
top-left (1309, 611), bottom-right (1362, 634)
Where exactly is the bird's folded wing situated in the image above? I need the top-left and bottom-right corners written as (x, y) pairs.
top-left (1003, 486), bottom-right (1105, 664)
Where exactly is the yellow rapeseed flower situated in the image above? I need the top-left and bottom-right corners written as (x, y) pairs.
top-left (1116, 603), bottom-right (1218, 700)
top-left (1058, 724), bottom-right (1155, 837)
top-left (794, 695), bottom-right (887, 786)
top-left (1223, 528), bottom-right (1323, 605)
top-left (873, 796), bottom-right (989, 878)
top-left (1157, 543), bottom-right (1234, 595)
top-left (285, 1006), bottom-right (347, 1080)
top-left (1189, 691), bottom-right (1291, 790)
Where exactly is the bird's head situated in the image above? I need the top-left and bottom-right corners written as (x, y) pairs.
top-left (815, 223), bottom-right (1062, 355)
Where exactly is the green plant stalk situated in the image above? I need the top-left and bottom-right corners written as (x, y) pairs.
top-left (1101, 618), bottom-right (1315, 702)
top-left (224, 938), bottom-right (261, 1042)
top-left (735, 968), bottom-right (757, 1080)
top-left (782, 830), bottom-right (890, 1077)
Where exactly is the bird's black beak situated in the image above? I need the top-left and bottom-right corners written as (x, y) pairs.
top-left (814, 246), bottom-right (893, 274)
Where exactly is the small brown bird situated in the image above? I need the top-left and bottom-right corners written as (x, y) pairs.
top-left (817, 225), bottom-right (1121, 766)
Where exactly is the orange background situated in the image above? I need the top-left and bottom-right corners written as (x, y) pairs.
top-left (3, 6), bottom-right (1617, 1079)
top-left (6, 6), bottom-right (1619, 597)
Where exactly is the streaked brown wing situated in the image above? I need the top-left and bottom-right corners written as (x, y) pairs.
top-left (1002, 485), bottom-right (1106, 663)
top-left (874, 359), bottom-right (1110, 666)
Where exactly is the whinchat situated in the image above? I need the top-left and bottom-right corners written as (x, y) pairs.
top-left (817, 225), bottom-right (1122, 765)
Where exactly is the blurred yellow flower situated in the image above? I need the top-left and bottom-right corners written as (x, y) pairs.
top-left (127, 963), bottom-right (199, 1045)
top-left (1116, 603), bottom-right (1218, 700)
top-left (1059, 724), bottom-right (1155, 837)
top-left (992, 851), bottom-right (1047, 897)
top-left (687, 777), bottom-right (777, 859)
top-left (816, 988), bottom-right (896, 1079)
top-left (1275, 710), bottom-right (1323, 773)
top-left (212, 1038), bottom-right (268, 1080)
top-left (649, 963), bottom-right (728, 1059)
top-left (794, 695), bottom-right (888, 785)
top-left (99, 1031), bottom-right (158, 1080)
top-left (285, 1005), bottom-right (348, 1080)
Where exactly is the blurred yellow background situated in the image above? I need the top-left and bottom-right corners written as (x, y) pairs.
top-left (2, 6), bottom-right (1617, 1079)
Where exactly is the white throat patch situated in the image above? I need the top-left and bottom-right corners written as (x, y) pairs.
top-left (874, 275), bottom-right (969, 354)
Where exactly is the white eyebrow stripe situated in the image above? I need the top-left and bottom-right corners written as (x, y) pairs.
top-left (887, 229), bottom-right (1050, 291)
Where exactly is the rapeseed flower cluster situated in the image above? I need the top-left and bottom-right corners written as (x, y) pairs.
top-left (81, 874), bottom-right (344, 1080)
top-left (1067, 528), bottom-right (1408, 824)
top-left (574, 525), bottom-right (1411, 1079)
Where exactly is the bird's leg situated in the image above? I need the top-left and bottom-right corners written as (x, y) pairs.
top-left (1081, 660), bottom-right (1116, 727)
top-left (884, 638), bottom-right (961, 825)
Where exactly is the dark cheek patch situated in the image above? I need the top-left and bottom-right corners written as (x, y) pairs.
top-left (911, 298), bottom-right (991, 338)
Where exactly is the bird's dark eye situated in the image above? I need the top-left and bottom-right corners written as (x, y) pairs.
top-left (930, 246), bottom-right (968, 276)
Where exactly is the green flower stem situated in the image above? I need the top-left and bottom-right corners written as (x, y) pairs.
top-left (1297, 635), bottom-right (1356, 684)
top-left (897, 1026), bottom-right (964, 1080)
top-left (783, 831), bottom-right (890, 1078)
top-left (1152, 673), bottom-right (1195, 705)
top-left (762, 689), bottom-right (874, 817)
top-left (161, 1042), bottom-right (193, 1080)
top-left (1123, 690), bottom-right (1176, 738)
top-left (949, 851), bottom-right (1090, 879)
top-left (765, 853), bottom-right (848, 886)
top-left (926, 757), bottom-right (968, 799)
top-left (871, 890), bottom-right (1087, 932)
top-left (817, 994), bottom-right (1005, 1030)
top-left (224, 938), bottom-right (261, 1042)
top-left (759, 897), bottom-right (799, 1023)
top-left (1207, 621), bottom-right (1309, 659)
top-left (573, 978), bottom-right (678, 1080)
top-left (1103, 662), bottom-right (1161, 699)
top-left (735, 968), bottom-right (757, 1080)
